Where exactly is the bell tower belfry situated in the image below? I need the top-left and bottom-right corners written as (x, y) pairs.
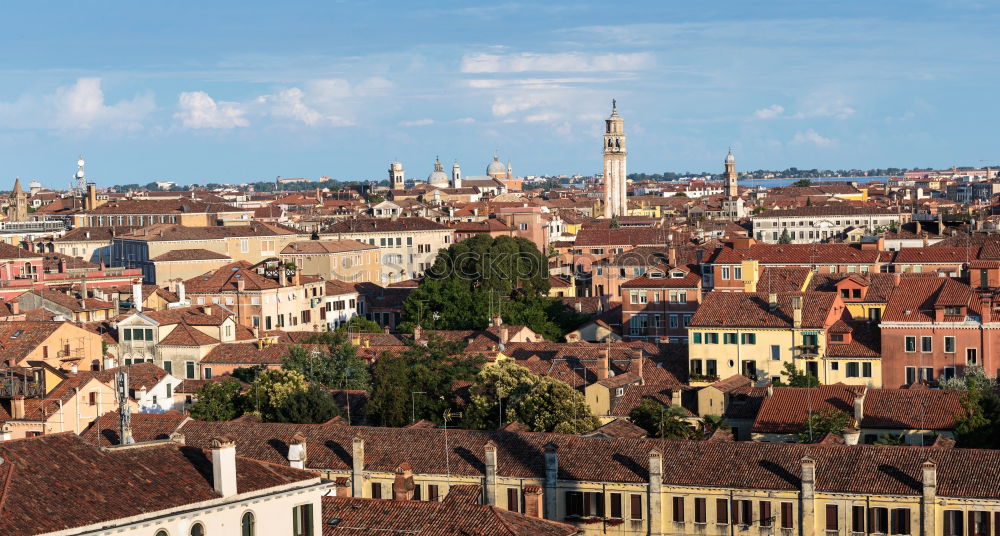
top-left (602, 100), bottom-right (627, 218)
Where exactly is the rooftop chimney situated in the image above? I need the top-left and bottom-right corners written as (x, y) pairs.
top-left (853, 388), bottom-right (866, 425)
top-left (492, 314), bottom-right (502, 327)
top-left (392, 462), bottom-right (415, 501)
top-left (11, 396), bottom-right (24, 420)
top-left (792, 295), bottom-right (803, 328)
top-left (597, 347), bottom-right (610, 381)
top-left (670, 389), bottom-right (681, 408)
top-left (287, 432), bottom-right (307, 469)
top-left (210, 436), bottom-right (238, 497)
top-left (351, 437), bottom-right (365, 497)
top-left (632, 348), bottom-right (644, 382)
top-left (132, 283), bottom-right (143, 312)
top-left (892, 273), bottom-right (902, 287)
top-left (768, 292), bottom-right (778, 311)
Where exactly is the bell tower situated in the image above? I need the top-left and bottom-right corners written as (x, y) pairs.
top-left (389, 161), bottom-right (405, 190)
top-left (602, 100), bottom-right (627, 218)
top-left (725, 149), bottom-right (738, 198)
top-left (452, 160), bottom-right (462, 188)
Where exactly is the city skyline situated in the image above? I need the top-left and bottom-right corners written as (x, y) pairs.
top-left (0, 1), bottom-right (997, 187)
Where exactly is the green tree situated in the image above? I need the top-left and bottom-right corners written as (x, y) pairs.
top-left (797, 409), bottom-right (852, 443)
top-left (609, 217), bottom-right (620, 229)
top-left (701, 414), bottom-right (730, 435)
top-left (945, 366), bottom-right (1000, 448)
top-left (283, 340), bottom-right (370, 390)
top-left (334, 316), bottom-right (383, 334)
top-left (245, 369), bottom-right (307, 421)
top-left (629, 400), bottom-right (697, 439)
top-left (189, 378), bottom-right (244, 421)
top-left (367, 337), bottom-right (484, 427)
top-left (673, 192), bottom-right (688, 197)
top-left (774, 362), bottom-right (820, 387)
top-left (368, 194), bottom-right (385, 204)
top-left (778, 228), bottom-right (793, 244)
top-left (792, 179), bottom-right (812, 187)
top-left (271, 384), bottom-right (341, 424)
top-left (463, 360), bottom-right (539, 430)
top-left (874, 433), bottom-right (906, 445)
top-left (516, 376), bottom-right (601, 434)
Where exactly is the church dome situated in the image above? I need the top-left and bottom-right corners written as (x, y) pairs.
top-left (427, 158), bottom-right (449, 186)
top-left (486, 154), bottom-right (506, 176)
top-left (726, 150), bottom-right (735, 164)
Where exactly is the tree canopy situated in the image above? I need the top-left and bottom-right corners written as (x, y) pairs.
top-left (774, 362), bottom-right (820, 387)
top-left (189, 378), bottom-right (244, 421)
top-left (797, 409), bottom-right (852, 443)
top-left (629, 400), bottom-right (697, 439)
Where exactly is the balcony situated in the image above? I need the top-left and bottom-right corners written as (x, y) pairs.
top-left (795, 345), bottom-right (820, 359)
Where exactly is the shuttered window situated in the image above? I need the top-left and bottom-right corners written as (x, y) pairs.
top-left (610, 493), bottom-right (622, 519)
top-left (781, 502), bottom-right (794, 529)
top-left (672, 497), bottom-right (684, 523)
top-left (759, 502), bottom-right (772, 527)
top-left (826, 504), bottom-right (839, 531)
top-left (629, 494), bottom-right (642, 520)
top-left (694, 498), bottom-right (706, 524)
top-left (716, 499), bottom-right (729, 524)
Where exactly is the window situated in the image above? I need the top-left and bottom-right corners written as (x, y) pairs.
top-left (968, 348), bottom-right (978, 365)
top-left (88, 392), bottom-right (97, 406)
top-left (723, 333), bottom-right (738, 344)
top-left (716, 498), bottom-right (729, 525)
top-left (630, 494), bottom-right (642, 520)
top-left (921, 336), bottom-right (932, 353)
top-left (826, 504), bottom-right (839, 532)
top-left (869, 507), bottom-right (888, 535)
top-left (846, 362), bottom-right (859, 378)
top-left (427, 485), bottom-right (439, 502)
top-left (920, 367), bottom-right (933, 382)
top-left (413, 485), bottom-right (421, 501)
top-left (904, 336), bottom-right (916, 352)
top-left (204, 368), bottom-right (213, 380)
top-left (944, 336), bottom-right (956, 353)
top-left (610, 493), bottom-right (622, 518)
top-left (190, 523), bottom-right (205, 536)
top-left (155, 531), bottom-right (168, 536)
top-left (721, 267), bottom-right (730, 280)
top-left (740, 333), bottom-right (756, 344)
top-left (781, 502), bottom-right (793, 529)
top-left (862, 362), bottom-right (872, 378)
top-left (672, 497), bottom-right (684, 522)
top-left (185, 361), bottom-right (196, 380)
top-left (240, 239), bottom-right (249, 253)
top-left (905, 367), bottom-right (917, 385)
top-left (890, 508), bottom-right (911, 535)
top-left (669, 315), bottom-right (678, 329)
top-left (292, 503), bottom-right (314, 536)
top-left (943, 366), bottom-right (956, 380)
top-left (566, 491), bottom-right (604, 517)
top-left (694, 498), bottom-right (707, 524)
top-left (733, 266), bottom-right (742, 280)
top-left (944, 510), bottom-right (963, 536)
top-left (852, 506), bottom-right (866, 534)
top-left (163, 361), bottom-right (172, 375)
top-left (706, 333), bottom-right (719, 344)
top-left (371, 482), bottom-right (382, 499)
top-left (242, 511), bottom-right (255, 536)
top-left (706, 359), bottom-right (717, 377)
top-left (770, 345), bottom-right (780, 360)
top-left (759, 501), bottom-right (771, 527)
top-left (693, 333), bottom-right (702, 344)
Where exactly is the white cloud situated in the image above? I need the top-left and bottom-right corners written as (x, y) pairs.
top-left (753, 104), bottom-right (785, 119)
top-left (175, 91), bottom-right (249, 129)
top-left (0, 77), bottom-right (154, 131)
top-left (399, 118), bottom-right (434, 127)
top-left (256, 87), bottom-right (353, 127)
top-left (792, 128), bottom-right (834, 147)
top-left (461, 52), bottom-right (655, 73)
top-left (793, 93), bottom-right (855, 120)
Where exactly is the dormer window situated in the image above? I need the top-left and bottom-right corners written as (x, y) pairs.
top-left (945, 306), bottom-right (962, 316)
top-left (615, 387), bottom-right (624, 397)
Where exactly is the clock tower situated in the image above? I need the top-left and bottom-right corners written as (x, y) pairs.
top-left (603, 100), bottom-right (627, 218)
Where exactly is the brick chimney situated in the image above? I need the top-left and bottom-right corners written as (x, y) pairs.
top-left (499, 325), bottom-right (509, 347)
top-left (492, 314), bottom-right (502, 327)
top-left (981, 296), bottom-right (992, 324)
top-left (792, 295), bottom-right (803, 328)
top-left (631, 348), bottom-right (643, 382)
top-left (892, 273), bottom-right (901, 287)
top-left (287, 432), bottom-right (307, 469)
top-left (279, 265), bottom-right (288, 287)
top-left (412, 324), bottom-right (423, 343)
top-left (210, 436), bottom-right (237, 498)
top-left (800, 456), bottom-right (816, 530)
top-left (597, 347), bottom-right (610, 381)
top-left (392, 462), bottom-right (415, 501)
top-left (768, 292), bottom-right (778, 311)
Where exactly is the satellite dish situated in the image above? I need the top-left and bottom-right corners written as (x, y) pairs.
top-left (77, 158), bottom-right (85, 168)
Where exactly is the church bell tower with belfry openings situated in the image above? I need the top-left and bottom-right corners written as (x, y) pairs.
top-left (603, 100), bottom-right (627, 218)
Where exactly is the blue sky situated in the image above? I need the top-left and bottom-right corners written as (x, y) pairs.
top-left (0, 1), bottom-right (997, 187)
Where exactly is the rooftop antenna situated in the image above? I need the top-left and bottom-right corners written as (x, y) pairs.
top-left (115, 370), bottom-right (134, 445)
top-left (74, 155), bottom-right (87, 197)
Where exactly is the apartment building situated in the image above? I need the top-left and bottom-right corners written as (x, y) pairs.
top-left (280, 239), bottom-right (381, 283)
top-left (184, 260), bottom-right (327, 332)
top-left (322, 217), bottom-right (454, 284)
top-left (752, 205), bottom-right (906, 244)
top-left (111, 222), bottom-right (306, 283)
top-left (96, 417), bottom-right (1000, 536)
top-left (687, 291), bottom-right (847, 384)
top-left (71, 198), bottom-right (253, 227)
top-left (620, 266), bottom-right (701, 343)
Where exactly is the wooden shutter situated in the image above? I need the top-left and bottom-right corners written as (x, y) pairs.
top-left (945, 511), bottom-right (953, 536)
top-left (970, 511), bottom-right (976, 536)
top-left (781, 502), bottom-right (794, 529)
top-left (985, 512), bottom-right (992, 536)
top-left (630, 494), bottom-right (643, 520)
top-left (717, 498), bottom-right (729, 524)
top-left (826, 504), bottom-right (839, 531)
top-left (610, 493), bottom-right (622, 518)
top-left (696, 498), bottom-right (707, 524)
top-left (673, 497), bottom-right (684, 523)
top-left (760, 501), bottom-right (771, 527)
top-left (853, 506), bottom-right (866, 533)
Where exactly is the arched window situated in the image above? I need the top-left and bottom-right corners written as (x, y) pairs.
top-left (190, 523), bottom-right (205, 536)
top-left (241, 512), bottom-right (255, 536)
top-left (154, 530), bottom-right (168, 536)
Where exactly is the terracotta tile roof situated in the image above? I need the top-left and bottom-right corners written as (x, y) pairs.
top-left (825, 321), bottom-right (880, 358)
top-left (610, 384), bottom-right (683, 417)
top-left (80, 198), bottom-right (245, 215)
top-left (116, 222), bottom-right (300, 242)
top-left (690, 291), bottom-right (837, 329)
top-left (713, 243), bottom-right (883, 265)
top-left (41, 252), bottom-right (99, 271)
top-left (151, 249), bottom-right (232, 262)
top-left (449, 219), bottom-right (512, 232)
top-left (583, 418), bottom-right (649, 439)
top-left (80, 410), bottom-right (188, 447)
top-left (324, 217), bottom-right (451, 233)
top-left (894, 247), bottom-right (977, 264)
top-left (281, 239), bottom-right (378, 254)
top-left (882, 277), bottom-right (973, 323)
top-left (184, 261), bottom-right (280, 292)
top-left (709, 374), bottom-right (753, 394)
top-left (756, 267), bottom-right (813, 293)
top-left (573, 228), bottom-right (673, 247)
top-left (322, 495), bottom-right (578, 536)
top-left (325, 280), bottom-right (359, 296)
top-left (619, 269), bottom-right (701, 289)
top-left (755, 205), bottom-right (900, 218)
top-left (201, 342), bottom-right (307, 365)
top-left (138, 305), bottom-right (230, 327)
top-left (159, 322), bottom-right (220, 346)
top-left (93, 362), bottom-right (171, 391)
top-left (0, 433), bottom-right (319, 535)
top-left (723, 386), bottom-right (768, 420)
top-left (170, 419), bottom-right (1000, 499)
top-left (22, 290), bottom-right (114, 313)
top-left (0, 242), bottom-right (42, 260)
top-left (752, 386), bottom-right (964, 434)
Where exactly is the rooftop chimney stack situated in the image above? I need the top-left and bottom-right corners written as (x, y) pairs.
top-left (792, 295), bottom-right (803, 328)
top-left (853, 388), bottom-right (866, 425)
top-left (210, 436), bottom-right (238, 498)
top-left (132, 283), bottom-right (143, 312)
top-left (351, 437), bottom-right (365, 497)
top-left (287, 432), bottom-right (307, 469)
top-left (768, 292), bottom-right (778, 311)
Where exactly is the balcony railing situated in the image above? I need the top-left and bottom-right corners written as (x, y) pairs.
top-left (796, 344), bottom-right (820, 358)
